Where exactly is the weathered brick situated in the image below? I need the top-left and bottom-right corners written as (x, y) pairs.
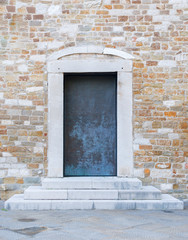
top-left (164, 112), bottom-right (177, 117)
top-left (6, 6), bottom-right (15, 12)
top-left (26, 7), bottom-right (35, 14)
top-left (33, 14), bottom-right (44, 20)
top-left (155, 163), bottom-right (171, 169)
top-left (118, 16), bottom-right (128, 22)
top-left (146, 61), bottom-right (158, 66)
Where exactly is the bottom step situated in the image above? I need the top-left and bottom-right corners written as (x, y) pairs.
top-left (5, 194), bottom-right (183, 210)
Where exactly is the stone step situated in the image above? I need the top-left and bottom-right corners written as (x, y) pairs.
top-left (5, 194), bottom-right (183, 210)
top-left (42, 177), bottom-right (142, 190)
top-left (24, 186), bottom-right (161, 200)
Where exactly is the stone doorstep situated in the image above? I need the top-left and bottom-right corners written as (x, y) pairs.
top-left (24, 186), bottom-right (161, 200)
top-left (42, 177), bottom-right (142, 190)
top-left (5, 194), bottom-right (184, 210)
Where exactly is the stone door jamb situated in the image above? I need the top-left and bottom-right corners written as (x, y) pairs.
top-left (47, 46), bottom-right (134, 178)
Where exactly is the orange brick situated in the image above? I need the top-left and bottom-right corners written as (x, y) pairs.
top-left (4, 177), bottom-right (15, 184)
top-left (96, 10), bottom-right (109, 15)
top-left (173, 140), bottom-right (179, 146)
top-left (118, 16), bottom-right (128, 22)
top-left (180, 122), bottom-right (187, 129)
top-left (29, 131), bottom-right (43, 137)
top-left (104, 5), bottom-right (112, 9)
top-left (28, 163), bottom-right (39, 169)
top-left (146, 61), bottom-right (158, 66)
top-left (136, 42), bottom-right (143, 46)
top-left (139, 145), bottom-right (152, 150)
top-left (16, 178), bottom-right (24, 184)
top-left (80, 10), bottom-right (89, 14)
top-left (164, 112), bottom-right (176, 117)
top-left (133, 62), bottom-right (144, 68)
top-left (114, 5), bottom-right (123, 9)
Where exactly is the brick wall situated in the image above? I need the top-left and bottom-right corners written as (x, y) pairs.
top-left (0, 0), bottom-right (187, 200)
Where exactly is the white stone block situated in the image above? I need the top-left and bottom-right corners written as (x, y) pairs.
top-left (34, 147), bottom-right (43, 154)
top-left (24, 121), bottom-right (30, 125)
top-left (5, 195), bottom-right (52, 210)
top-left (37, 42), bottom-right (47, 50)
top-left (133, 169), bottom-right (144, 178)
top-left (20, 169), bottom-right (31, 176)
top-left (5, 99), bottom-right (18, 105)
top-left (94, 200), bottom-right (136, 210)
top-left (158, 60), bottom-right (176, 67)
top-left (36, 106), bottom-right (44, 111)
top-left (136, 200), bottom-right (164, 210)
top-left (0, 170), bottom-right (7, 177)
top-left (163, 100), bottom-right (176, 107)
top-left (60, 25), bottom-right (78, 38)
top-left (68, 190), bottom-right (118, 200)
top-left (18, 99), bottom-right (32, 106)
top-left (51, 200), bottom-right (93, 210)
top-left (18, 64), bottom-right (28, 72)
top-left (11, 163), bottom-right (26, 169)
top-left (142, 121), bottom-right (152, 129)
top-left (0, 158), bottom-right (6, 163)
top-left (2, 152), bottom-right (12, 157)
top-left (15, 141), bottom-right (21, 146)
top-left (48, 74), bottom-right (63, 177)
top-left (134, 134), bottom-right (151, 144)
top-left (118, 187), bottom-right (161, 200)
top-left (42, 177), bottom-right (142, 190)
top-left (112, 37), bottom-right (125, 42)
top-left (48, 5), bottom-right (61, 15)
top-left (151, 169), bottom-right (172, 178)
top-left (169, 0), bottom-right (187, 3)
top-left (2, 60), bottom-right (14, 65)
top-left (7, 169), bottom-right (20, 177)
top-left (160, 184), bottom-right (173, 191)
top-left (48, 41), bottom-right (64, 49)
top-left (24, 186), bottom-right (68, 200)
top-left (36, 126), bottom-right (43, 131)
top-left (158, 128), bottom-right (173, 134)
top-left (168, 133), bottom-right (179, 139)
top-left (8, 169), bottom-right (30, 177)
top-left (4, 193), bottom-right (183, 210)
top-left (30, 55), bottom-right (46, 62)
top-left (84, 0), bottom-right (102, 8)
top-left (153, 15), bottom-right (180, 22)
top-left (36, 3), bottom-right (48, 14)
top-left (7, 109), bottom-right (21, 115)
top-left (113, 26), bottom-right (123, 32)
top-left (47, 59), bottom-right (132, 73)
top-left (6, 157), bottom-right (17, 163)
top-left (16, 1), bottom-right (26, 9)
top-left (1, 120), bottom-right (12, 125)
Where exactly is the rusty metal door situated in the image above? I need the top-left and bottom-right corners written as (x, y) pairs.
top-left (64, 73), bottom-right (117, 176)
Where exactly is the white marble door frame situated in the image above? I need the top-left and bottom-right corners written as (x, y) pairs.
top-left (47, 46), bottom-right (134, 177)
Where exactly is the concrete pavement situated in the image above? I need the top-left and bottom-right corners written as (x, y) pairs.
top-left (0, 201), bottom-right (188, 240)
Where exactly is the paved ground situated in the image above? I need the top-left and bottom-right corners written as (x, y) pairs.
top-left (0, 201), bottom-right (188, 240)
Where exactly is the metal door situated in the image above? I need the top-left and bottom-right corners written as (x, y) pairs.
top-left (64, 73), bottom-right (117, 176)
